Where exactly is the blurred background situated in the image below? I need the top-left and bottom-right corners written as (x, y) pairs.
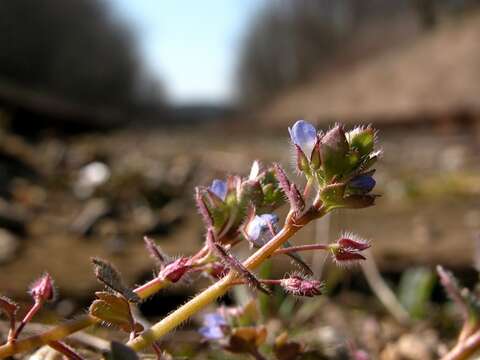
top-left (1, 0), bottom-right (480, 358)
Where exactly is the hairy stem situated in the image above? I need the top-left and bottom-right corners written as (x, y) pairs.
top-left (0, 278), bottom-right (170, 358)
top-left (0, 315), bottom-right (96, 358)
top-left (273, 243), bottom-right (328, 255)
top-left (11, 301), bottom-right (43, 341)
top-left (0, 208), bottom-right (322, 358)
top-left (127, 206), bottom-right (323, 352)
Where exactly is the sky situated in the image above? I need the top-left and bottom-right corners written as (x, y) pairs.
top-left (108, 0), bottom-right (265, 105)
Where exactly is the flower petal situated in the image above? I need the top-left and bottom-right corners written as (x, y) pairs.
top-left (289, 120), bottom-right (317, 158)
top-left (210, 179), bottom-right (228, 201)
top-left (245, 216), bottom-right (263, 242)
top-left (204, 313), bottom-right (227, 327)
top-left (259, 213), bottom-right (279, 225)
top-left (199, 325), bottom-right (224, 340)
top-left (349, 175), bottom-right (376, 193)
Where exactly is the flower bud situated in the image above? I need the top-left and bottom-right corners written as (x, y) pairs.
top-left (30, 273), bottom-right (55, 303)
top-left (329, 233), bottom-right (370, 266)
top-left (332, 247), bottom-right (366, 264)
top-left (274, 163), bottom-right (305, 215)
top-left (320, 124), bottom-right (350, 180)
top-left (207, 262), bottom-right (229, 279)
top-left (348, 175), bottom-right (376, 194)
top-left (288, 120), bottom-right (317, 160)
top-left (239, 179), bottom-right (264, 209)
top-left (280, 275), bottom-right (322, 297)
top-left (159, 257), bottom-right (192, 283)
top-left (337, 233), bottom-right (370, 251)
top-left (347, 126), bottom-right (376, 157)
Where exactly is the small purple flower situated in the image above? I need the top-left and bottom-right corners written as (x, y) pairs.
top-left (349, 175), bottom-right (376, 193)
top-left (199, 313), bottom-right (228, 340)
top-left (210, 179), bottom-right (228, 201)
top-left (288, 120), bottom-right (317, 159)
top-left (245, 213), bottom-right (279, 244)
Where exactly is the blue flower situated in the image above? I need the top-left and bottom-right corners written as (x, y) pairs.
top-left (245, 213), bottom-right (279, 245)
top-left (288, 120), bottom-right (317, 159)
top-left (199, 313), bottom-right (228, 340)
top-left (349, 175), bottom-right (376, 193)
top-left (210, 179), bottom-right (228, 201)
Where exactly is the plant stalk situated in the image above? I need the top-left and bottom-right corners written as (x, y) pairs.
top-left (127, 207), bottom-right (322, 351)
top-left (0, 278), bottom-right (169, 358)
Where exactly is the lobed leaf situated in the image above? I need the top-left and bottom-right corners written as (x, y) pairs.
top-left (92, 258), bottom-right (140, 303)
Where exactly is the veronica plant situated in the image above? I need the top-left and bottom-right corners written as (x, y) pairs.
top-left (0, 120), bottom-right (379, 359)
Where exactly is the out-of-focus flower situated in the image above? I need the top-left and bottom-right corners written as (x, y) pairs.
top-left (199, 313), bottom-right (228, 340)
top-left (74, 161), bottom-right (111, 198)
top-left (288, 120), bottom-right (317, 159)
top-left (210, 179), bottom-right (228, 201)
top-left (244, 213), bottom-right (279, 245)
top-left (280, 275), bottom-right (322, 297)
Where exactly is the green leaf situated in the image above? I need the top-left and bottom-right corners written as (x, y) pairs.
top-left (0, 295), bottom-right (18, 320)
top-left (89, 292), bottom-right (139, 332)
top-left (398, 267), bottom-right (435, 320)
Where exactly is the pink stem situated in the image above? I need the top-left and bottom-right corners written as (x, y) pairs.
top-left (273, 243), bottom-right (329, 255)
top-left (48, 340), bottom-right (85, 360)
top-left (11, 301), bottom-right (43, 341)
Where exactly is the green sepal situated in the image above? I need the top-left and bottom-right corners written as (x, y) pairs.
top-left (348, 127), bottom-right (375, 157)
